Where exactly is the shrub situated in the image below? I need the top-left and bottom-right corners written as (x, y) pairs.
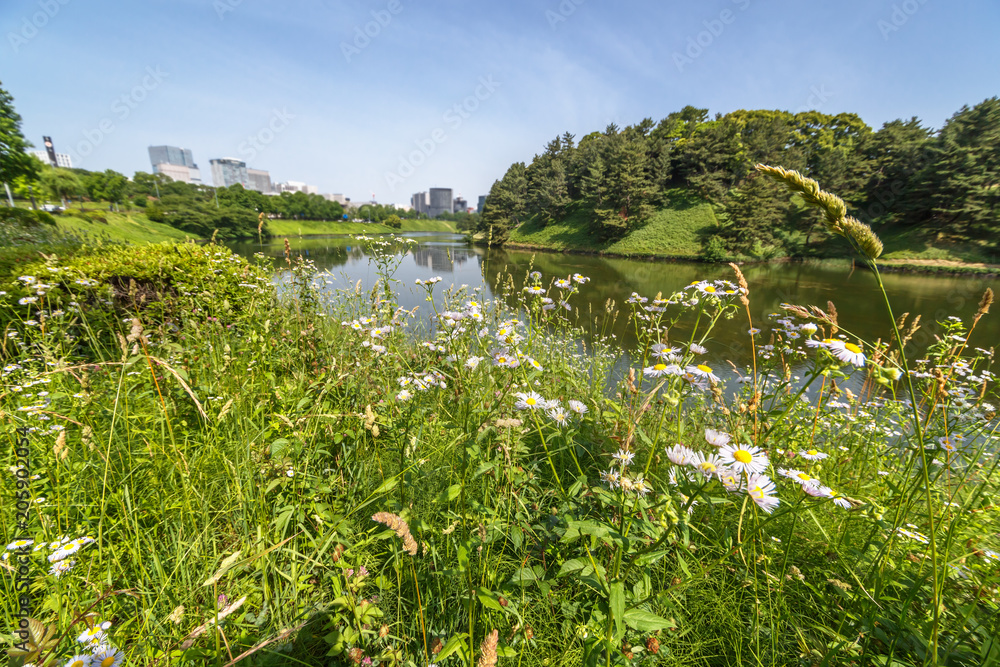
top-left (700, 234), bottom-right (729, 262)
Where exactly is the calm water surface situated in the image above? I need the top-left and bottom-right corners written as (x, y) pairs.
top-left (229, 233), bottom-right (1000, 369)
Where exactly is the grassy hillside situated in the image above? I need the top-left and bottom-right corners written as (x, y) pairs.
top-left (502, 188), bottom-right (999, 272)
top-left (507, 188), bottom-right (719, 259)
top-left (50, 205), bottom-right (457, 243)
top-left (54, 207), bottom-right (198, 243)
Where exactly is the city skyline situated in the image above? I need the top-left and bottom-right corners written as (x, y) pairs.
top-left (4, 1), bottom-right (998, 207)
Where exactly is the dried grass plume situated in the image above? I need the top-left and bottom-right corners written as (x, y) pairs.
top-left (372, 512), bottom-right (419, 556)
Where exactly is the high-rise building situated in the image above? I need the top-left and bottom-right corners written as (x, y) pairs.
top-left (30, 150), bottom-right (73, 168)
top-left (210, 158), bottom-right (249, 188)
top-left (453, 197), bottom-right (468, 213)
top-left (247, 168), bottom-right (272, 194)
top-left (477, 195), bottom-right (487, 213)
top-left (411, 191), bottom-right (428, 214)
top-left (149, 145), bottom-right (201, 183)
top-left (155, 163), bottom-right (203, 184)
top-left (149, 145), bottom-right (196, 169)
top-left (323, 193), bottom-right (349, 205)
top-left (427, 188), bottom-right (453, 218)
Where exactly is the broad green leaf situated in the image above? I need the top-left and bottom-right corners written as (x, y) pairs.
top-left (624, 609), bottom-right (673, 632)
top-left (609, 582), bottom-right (625, 639)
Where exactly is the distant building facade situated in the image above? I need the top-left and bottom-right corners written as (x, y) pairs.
top-left (323, 193), bottom-right (349, 205)
top-left (411, 191), bottom-right (428, 214)
top-left (149, 145), bottom-right (196, 170)
top-left (210, 158), bottom-right (249, 188)
top-left (30, 150), bottom-right (73, 168)
top-left (427, 188), bottom-right (453, 218)
top-left (155, 163), bottom-right (202, 184)
top-left (247, 168), bottom-right (272, 194)
top-left (453, 197), bottom-right (468, 213)
top-left (477, 195), bottom-right (487, 213)
top-left (275, 181), bottom-right (319, 195)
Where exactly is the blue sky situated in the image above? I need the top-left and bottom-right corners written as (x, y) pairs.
top-left (3, 0), bottom-right (998, 207)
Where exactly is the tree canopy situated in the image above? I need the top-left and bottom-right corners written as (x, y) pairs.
top-left (480, 99), bottom-right (1000, 254)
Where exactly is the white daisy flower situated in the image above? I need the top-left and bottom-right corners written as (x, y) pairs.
top-left (832, 342), bottom-right (866, 367)
top-left (50, 559), bottom-right (75, 577)
top-left (746, 474), bottom-right (779, 513)
top-left (643, 362), bottom-right (680, 378)
top-left (693, 451), bottom-right (724, 477)
top-left (705, 428), bottom-right (731, 447)
top-left (612, 448), bottom-right (636, 467)
top-left (396, 389), bottom-right (412, 402)
top-left (600, 469), bottom-right (621, 490)
top-left (548, 406), bottom-right (570, 426)
top-left (686, 364), bottom-right (720, 383)
top-left (778, 468), bottom-right (821, 488)
top-left (90, 646), bottom-right (125, 667)
top-left (76, 626), bottom-right (107, 647)
top-left (514, 391), bottom-right (546, 410)
top-left (689, 343), bottom-right (707, 355)
top-left (720, 443), bottom-right (769, 475)
top-left (665, 444), bottom-right (696, 466)
top-left (6, 539), bottom-right (33, 551)
top-left (799, 449), bottom-right (828, 461)
top-left (568, 400), bottom-right (588, 415)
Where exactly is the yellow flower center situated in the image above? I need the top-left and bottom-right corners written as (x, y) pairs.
top-left (796, 473), bottom-right (812, 482)
top-left (806, 450), bottom-right (819, 456)
top-left (733, 450), bottom-right (752, 464)
top-left (704, 286), bottom-right (716, 293)
top-left (750, 485), bottom-right (763, 498)
top-left (71, 661), bottom-right (86, 667)
top-left (653, 364), bottom-right (666, 371)
top-left (700, 462), bottom-right (717, 472)
top-left (844, 343), bottom-right (862, 354)
top-left (526, 398), bottom-right (536, 406)
top-left (697, 364), bottom-right (712, 373)
top-left (497, 357), bottom-right (507, 364)
top-left (822, 338), bottom-right (837, 345)
top-left (102, 657), bottom-right (116, 667)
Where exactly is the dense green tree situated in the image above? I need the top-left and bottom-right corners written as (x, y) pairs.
top-left (86, 169), bottom-right (129, 209)
top-left (721, 174), bottom-right (792, 253)
top-left (525, 137), bottom-right (571, 225)
top-left (39, 168), bottom-right (85, 207)
top-left (908, 98), bottom-right (1000, 240)
top-left (0, 82), bottom-right (38, 190)
top-left (479, 162), bottom-right (527, 243)
top-left (856, 118), bottom-right (933, 223)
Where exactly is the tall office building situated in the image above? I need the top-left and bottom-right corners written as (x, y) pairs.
top-left (477, 195), bottom-right (487, 213)
top-left (210, 158), bottom-right (249, 188)
top-left (30, 150), bottom-right (73, 168)
top-left (247, 168), bottom-right (272, 194)
top-left (149, 145), bottom-right (196, 169)
top-left (149, 145), bottom-right (201, 183)
top-left (453, 197), bottom-right (468, 213)
top-left (411, 191), bottom-right (428, 214)
top-left (427, 188), bottom-right (453, 218)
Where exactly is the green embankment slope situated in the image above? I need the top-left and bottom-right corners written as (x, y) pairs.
top-left (507, 189), bottom-right (718, 259)
top-left (503, 188), bottom-right (998, 272)
top-left (54, 208), bottom-right (197, 243)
